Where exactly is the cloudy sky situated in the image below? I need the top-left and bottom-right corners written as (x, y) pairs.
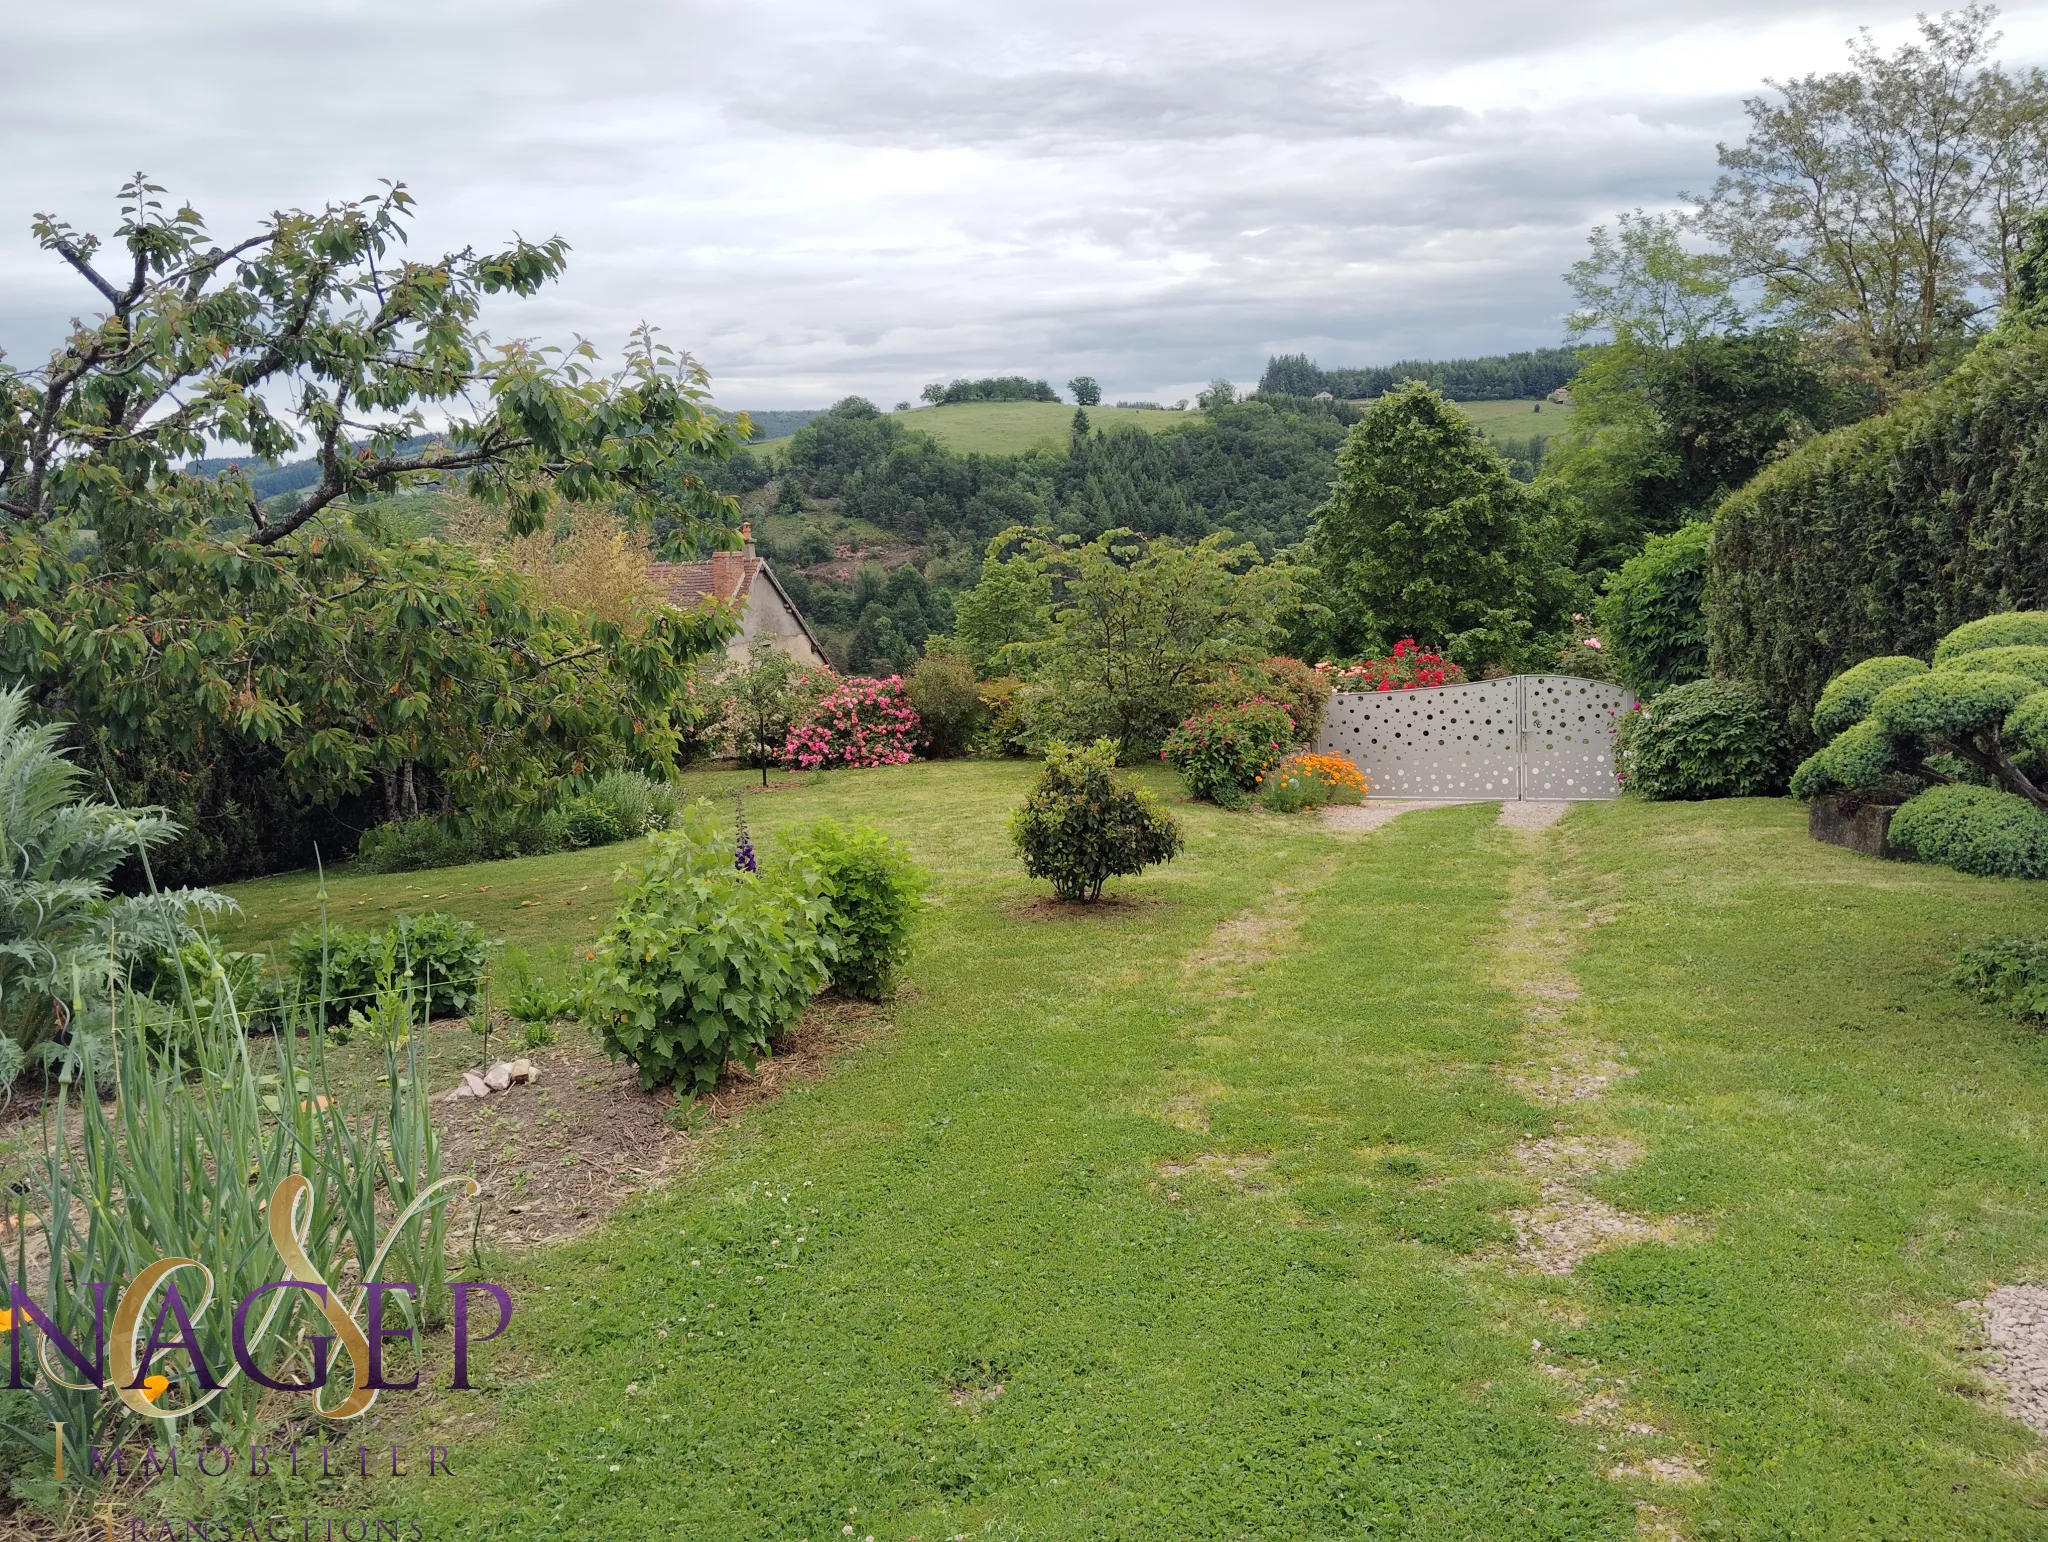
top-left (8, 1), bottom-right (2048, 411)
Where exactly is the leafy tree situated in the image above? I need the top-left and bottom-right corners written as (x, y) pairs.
top-left (1197, 379), bottom-right (1238, 411)
top-left (1311, 382), bottom-right (1544, 664)
top-left (1257, 349), bottom-right (1581, 402)
top-left (0, 178), bottom-right (747, 878)
top-left (1010, 529), bottom-right (1301, 758)
top-left (1541, 330), bottom-right (1836, 566)
top-left (721, 640), bottom-right (811, 785)
top-left (1596, 521), bottom-right (1714, 694)
top-left (1566, 209), bottom-right (1742, 348)
top-left (953, 538), bottom-right (1053, 674)
top-left (1694, 5), bottom-right (2048, 391)
top-left (1068, 376), bottom-right (1102, 406)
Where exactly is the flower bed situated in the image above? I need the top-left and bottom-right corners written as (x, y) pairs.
top-left (1256, 751), bottom-right (1371, 812)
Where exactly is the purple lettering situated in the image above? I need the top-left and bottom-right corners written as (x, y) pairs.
top-left (231, 1283), bottom-right (333, 1392)
top-left (363, 1283), bottom-right (418, 1391)
top-left (449, 1283), bottom-right (512, 1389)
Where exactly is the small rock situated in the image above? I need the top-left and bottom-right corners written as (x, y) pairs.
top-left (461, 1071), bottom-right (491, 1099)
top-left (509, 1058), bottom-right (537, 1084)
top-left (484, 1062), bottom-right (513, 1092)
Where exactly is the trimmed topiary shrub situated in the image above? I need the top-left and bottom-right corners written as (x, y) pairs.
top-left (1933, 611), bottom-right (2048, 664)
top-left (1789, 612), bottom-right (2048, 877)
top-left (1811, 656), bottom-right (1929, 741)
top-left (1596, 521), bottom-right (1711, 695)
top-left (1939, 645), bottom-right (2048, 685)
top-left (785, 818), bottom-right (928, 1001)
top-left (1011, 739), bottom-right (1183, 902)
top-left (1620, 679), bottom-right (1789, 800)
top-left (1161, 699), bottom-right (1298, 806)
top-left (1888, 784), bottom-right (2048, 878)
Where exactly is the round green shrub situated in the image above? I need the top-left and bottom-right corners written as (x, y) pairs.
top-left (1595, 520), bottom-right (1712, 695)
top-left (1888, 783), bottom-right (2048, 878)
top-left (1789, 718), bottom-right (1900, 801)
top-left (1941, 645), bottom-right (2048, 686)
top-left (579, 805), bottom-right (831, 1091)
top-left (1934, 611), bottom-right (2048, 664)
top-left (785, 818), bottom-right (928, 1001)
top-left (1011, 739), bottom-right (1183, 902)
top-left (1161, 699), bottom-right (1297, 806)
top-left (1811, 655), bottom-right (1928, 740)
top-left (1622, 679), bottom-right (1790, 800)
top-left (1870, 670), bottom-right (2038, 742)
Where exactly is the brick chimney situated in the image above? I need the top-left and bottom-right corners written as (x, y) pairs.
top-left (741, 520), bottom-right (755, 558)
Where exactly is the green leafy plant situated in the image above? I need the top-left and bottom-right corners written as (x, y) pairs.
top-left (0, 936), bottom-right (458, 1500)
top-left (1949, 935), bottom-right (2048, 1024)
top-left (786, 819), bottom-right (928, 1001)
top-left (558, 799), bottom-right (627, 850)
top-left (906, 648), bottom-right (986, 758)
top-left (1595, 521), bottom-right (1711, 694)
top-left (1888, 784), bottom-right (2048, 878)
top-left (579, 804), bottom-right (832, 1090)
top-left (1010, 739), bottom-right (1184, 902)
top-left (286, 910), bottom-right (490, 1026)
top-left (0, 687), bottom-right (229, 1065)
top-left (584, 770), bottom-right (678, 837)
top-left (1161, 700), bottom-right (1298, 806)
top-left (1786, 613), bottom-right (2048, 876)
top-left (1620, 679), bottom-right (1789, 800)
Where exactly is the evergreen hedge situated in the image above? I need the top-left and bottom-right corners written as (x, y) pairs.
top-left (1707, 325), bottom-right (2048, 747)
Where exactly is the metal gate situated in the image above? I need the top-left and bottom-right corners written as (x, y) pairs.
top-left (1311, 675), bottom-right (1630, 800)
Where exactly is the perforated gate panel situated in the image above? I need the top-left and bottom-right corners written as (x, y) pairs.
top-left (1311, 675), bottom-right (1628, 800)
top-left (1518, 675), bottom-right (1630, 798)
top-left (1315, 678), bottom-right (1519, 799)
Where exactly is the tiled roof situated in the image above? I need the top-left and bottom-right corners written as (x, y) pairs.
top-left (645, 555), bottom-right (762, 608)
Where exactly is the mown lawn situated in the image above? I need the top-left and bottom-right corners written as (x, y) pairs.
top-left (217, 769), bottom-right (2048, 1538)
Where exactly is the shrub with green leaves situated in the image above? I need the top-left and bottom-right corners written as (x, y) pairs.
top-left (287, 910), bottom-right (490, 1025)
top-left (579, 805), bottom-right (832, 1091)
top-left (1161, 699), bottom-right (1298, 806)
top-left (1788, 612), bottom-right (2048, 877)
top-left (906, 649), bottom-right (986, 759)
top-left (1010, 739), bottom-right (1184, 902)
top-left (1888, 784), bottom-right (2048, 878)
top-left (584, 770), bottom-right (678, 837)
top-left (1811, 656), bottom-right (1928, 740)
top-left (1619, 679), bottom-right (1789, 800)
top-left (1949, 935), bottom-right (2048, 1024)
top-left (786, 819), bottom-right (928, 1000)
top-left (558, 798), bottom-right (626, 850)
top-left (1596, 521), bottom-right (1712, 695)
top-left (1933, 611), bottom-right (2048, 664)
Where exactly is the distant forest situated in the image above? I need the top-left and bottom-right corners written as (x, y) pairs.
top-left (1259, 348), bottom-right (1582, 401)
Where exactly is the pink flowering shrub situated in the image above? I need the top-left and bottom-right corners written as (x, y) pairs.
top-left (782, 675), bottom-right (922, 769)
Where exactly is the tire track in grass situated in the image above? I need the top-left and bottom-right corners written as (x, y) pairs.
top-left (1485, 812), bottom-right (1711, 1538)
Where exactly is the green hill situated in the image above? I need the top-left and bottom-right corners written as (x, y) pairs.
top-left (888, 401), bottom-right (1186, 456)
top-left (1456, 397), bottom-right (1574, 444)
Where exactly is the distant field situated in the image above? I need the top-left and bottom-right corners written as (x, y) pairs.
top-left (1455, 396), bottom-right (1574, 442)
top-left (742, 395), bottom-right (1571, 458)
top-left (891, 400), bottom-right (1187, 455)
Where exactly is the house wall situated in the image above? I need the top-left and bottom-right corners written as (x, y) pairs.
top-left (726, 569), bottom-right (828, 667)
